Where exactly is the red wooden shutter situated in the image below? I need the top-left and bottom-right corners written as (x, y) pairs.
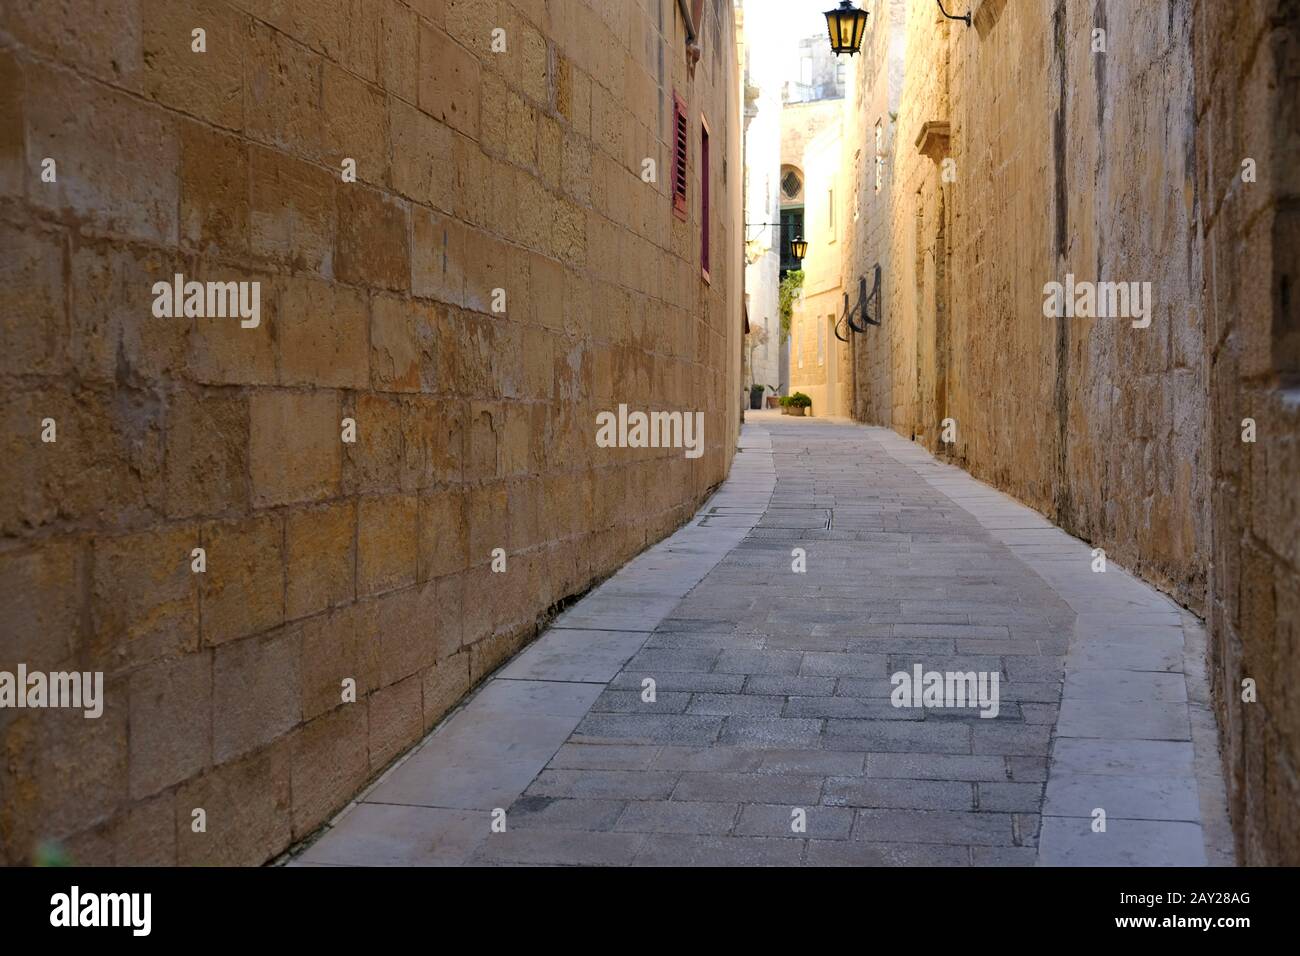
top-left (672, 93), bottom-right (688, 221)
top-left (700, 123), bottom-right (710, 276)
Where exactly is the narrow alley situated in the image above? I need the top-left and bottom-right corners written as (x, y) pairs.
top-left (3, 0), bottom-right (1295, 893)
top-left (297, 413), bottom-right (1232, 866)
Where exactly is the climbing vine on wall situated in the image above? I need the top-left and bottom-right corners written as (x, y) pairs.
top-left (778, 269), bottom-right (804, 343)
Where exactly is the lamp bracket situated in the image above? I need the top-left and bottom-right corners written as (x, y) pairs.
top-left (936, 0), bottom-right (972, 26)
top-left (835, 265), bottom-right (882, 341)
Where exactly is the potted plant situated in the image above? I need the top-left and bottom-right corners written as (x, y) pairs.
top-left (764, 385), bottom-right (782, 409)
top-left (785, 392), bottom-right (812, 417)
top-left (749, 383), bottom-right (765, 410)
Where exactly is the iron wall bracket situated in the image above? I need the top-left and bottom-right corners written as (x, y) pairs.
top-left (836, 265), bottom-right (882, 341)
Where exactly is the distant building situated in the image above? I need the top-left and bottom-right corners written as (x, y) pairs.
top-left (783, 32), bottom-right (847, 104)
top-left (786, 108), bottom-right (849, 417)
top-left (739, 2), bottom-right (786, 399)
top-left (779, 31), bottom-right (850, 416)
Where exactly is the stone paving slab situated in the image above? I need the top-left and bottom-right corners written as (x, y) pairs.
top-left (368, 755), bottom-right (545, 811)
top-left (1043, 772), bottom-right (1202, 822)
top-left (297, 804), bottom-right (485, 866)
top-left (1038, 817), bottom-right (1210, 867)
top-left (295, 417), bottom-right (1233, 867)
top-left (495, 630), bottom-right (652, 683)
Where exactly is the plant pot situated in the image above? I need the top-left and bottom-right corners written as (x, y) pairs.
top-left (749, 386), bottom-right (764, 410)
top-left (765, 395), bottom-right (780, 409)
top-left (790, 406), bottom-right (807, 416)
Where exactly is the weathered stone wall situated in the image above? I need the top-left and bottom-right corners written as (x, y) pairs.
top-left (0, 0), bottom-right (740, 864)
top-left (879, 0), bottom-right (1207, 608)
top-left (782, 96), bottom-right (844, 417)
top-left (845, 0), bottom-right (1299, 864)
top-left (790, 118), bottom-right (847, 417)
top-left (1192, 0), bottom-right (1300, 867)
top-left (780, 98), bottom-right (840, 175)
top-left (842, 0), bottom-right (904, 426)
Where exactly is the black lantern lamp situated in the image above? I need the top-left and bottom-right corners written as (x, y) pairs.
top-left (790, 236), bottom-right (809, 261)
top-left (824, 1), bottom-right (870, 56)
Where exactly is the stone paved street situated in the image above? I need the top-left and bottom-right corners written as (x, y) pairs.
top-left (297, 414), bottom-right (1234, 867)
top-left (8, 0), bottom-right (1295, 875)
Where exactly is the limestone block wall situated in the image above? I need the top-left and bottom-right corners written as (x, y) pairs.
top-left (789, 117), bottom-right (847, 417)
top-left (842, 0), bottom-right (904, 426)
top-left (781, 98), bottom-right (840, 172)
top-left (1192, 0), bottom-right (1300, 867)
top-left (884, 0), bottom-right (1207, 611)
top-left (847, 3), bottom-right (1194, 589)
top-left (0, 0), bottom-right (740, 864)
top-left (845, 0), bottom-right (1298, 864)
top-left (789, 291), bottom-right (832, 414)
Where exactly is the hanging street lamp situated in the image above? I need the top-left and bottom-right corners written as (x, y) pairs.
top-left (823, 1), bottom-right (870, 56)
top-left (744, 223), bottom-right (808, 266)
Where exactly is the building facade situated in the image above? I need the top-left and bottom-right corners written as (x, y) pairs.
top-left (788, 114), bottom-right (849, 417)
top-left (0, 0), bottom-right (742, 864)
top-left (835, 0), bottom-right (1299, 864)
top-left (780, 67), bottom-right (843, 416)
top-left (739, 1), bottom-right (783, 399)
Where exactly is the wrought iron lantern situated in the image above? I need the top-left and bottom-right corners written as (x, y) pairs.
top-left (823, 1), bottom-right (870, 56)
